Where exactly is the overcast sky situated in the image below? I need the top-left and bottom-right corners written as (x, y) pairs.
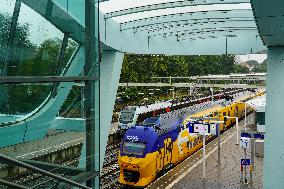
top-left (237, 54), bottom-right (267, 63)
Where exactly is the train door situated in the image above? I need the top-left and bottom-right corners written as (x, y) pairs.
top-left (222, 111), bottom-right (227, 129)
top-left (235, 105), bottom-right (239, 118)
top-left (163, 138), bottom-right (173, 167)
top-left (156, 147), bottom-right (163, 172)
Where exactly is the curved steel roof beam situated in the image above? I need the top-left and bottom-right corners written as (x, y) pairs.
top-left (104, 0), bottom-right (250, 19)
top-left (132, 17), bottom-right (254, 33)
top-left (120, 9), bottom-right (254, 30)
top-left (142, 19), bottom-right (256, 36)
top-left (176, 28), bottom-right (258, 41)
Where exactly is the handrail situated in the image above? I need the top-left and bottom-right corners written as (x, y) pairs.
top-left (0, 178), bottom-right (30, 189)
top-left (0, 154), bottom-right (92, 189)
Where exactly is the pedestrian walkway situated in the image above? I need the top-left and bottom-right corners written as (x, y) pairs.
top-left (147, 114), bottom-right (263, 189)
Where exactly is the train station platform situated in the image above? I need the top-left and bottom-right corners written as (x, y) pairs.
top-left (147, 114), bottom-right (263, 189)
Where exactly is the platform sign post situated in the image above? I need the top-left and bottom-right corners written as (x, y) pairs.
top-left (236, 117), bottom-right (239, 145)
top-left (240, 137), bottom-right (251, 184)
top-left (244, 103), bottom-right (247, 131)
top-left (202, 130), bottom-right (206, 180)
top-left (217, 123), bottom-right (221, 166)
top-left (250, 138), bottom-right (255, 184)
top-left (244, 148), bottom-right (247, 184)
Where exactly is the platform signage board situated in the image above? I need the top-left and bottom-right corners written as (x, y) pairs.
top-left (240, 137), bottom-right (251, 149)
top-left (191, 122), bottom-right (218, 136)
top-left (241, 159), bottom-right (250, 166)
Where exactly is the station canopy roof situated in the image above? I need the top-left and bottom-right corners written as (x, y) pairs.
top-left (98, 0), bottom-right (267, 55)
top-left (246, 94), bottom-right (266, 110)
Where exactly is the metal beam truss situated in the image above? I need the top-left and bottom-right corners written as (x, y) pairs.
top-left (152, 74), bottom-right (266, 81)
top-left (119, 83), bottom-right (265, 89)
top-left (0, 76), bottom-right (98, 84)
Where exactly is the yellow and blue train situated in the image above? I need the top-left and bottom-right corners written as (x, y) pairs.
top-left (118, 93), bottom-right (261, 187)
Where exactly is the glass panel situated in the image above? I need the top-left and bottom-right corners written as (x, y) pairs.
top-left (8, 3), bottom-right (63, 76)
top-left (0, 0), bottom-right (15, 53)
top-left (0, 0), bottom-right (92, 188)
top-left (3, 85), bottom-right (52, 114)
top-left (0, 3), bottom-right (79, 114)
top-left (59, 86), bottom-right (82, 118)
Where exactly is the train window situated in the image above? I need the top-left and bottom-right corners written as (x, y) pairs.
top-left (123, 142), bottom-right (146, 156)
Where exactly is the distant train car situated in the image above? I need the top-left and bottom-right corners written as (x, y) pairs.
top-left (118, 101), bottom-right (171, 131)
top-left (118, 98), bottom-right (252, 187)
top-left (118, 89), bottom-right (246, 132)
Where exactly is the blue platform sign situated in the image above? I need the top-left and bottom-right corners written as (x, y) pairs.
top-left (240, 132), bottom-right (265, 139)
top-left (241, 159), bottom-right (250, 166)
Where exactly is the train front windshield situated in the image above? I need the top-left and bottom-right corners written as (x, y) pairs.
top-left (120, 109), bottom-right (136, 124)
top-left (123, 142), bottom-right (146, 156)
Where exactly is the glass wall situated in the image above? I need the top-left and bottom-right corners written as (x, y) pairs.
top-left (0, 0), bottom-right (100, 188)
top-left (0, 2), bottom-right (79, 114)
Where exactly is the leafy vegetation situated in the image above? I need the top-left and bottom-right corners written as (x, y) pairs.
top-left (120, 54), bottom-right (249, 83)
top-left (252, 59), bottom-right (267, 73)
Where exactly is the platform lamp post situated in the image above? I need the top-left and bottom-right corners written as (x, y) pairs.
top-left (210, 87), bottom-right (214, 101)
top-left (244, 102), bottom-right (247, 131)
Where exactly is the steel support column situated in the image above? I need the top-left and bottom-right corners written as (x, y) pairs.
top-left (100, 50), bottom-right (124, 169)
top-left (264, 47), bottom-right (284, 189)
top-left (85, 0), bottom-right (100, 188)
